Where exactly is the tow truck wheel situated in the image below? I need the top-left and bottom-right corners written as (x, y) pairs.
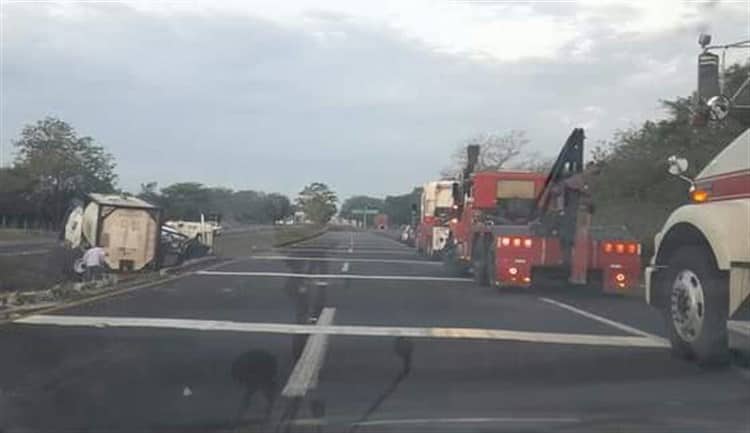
top-left (663, 246), bottom-right (729, 367)
top-left (486, 245), bottom-right (497, 287)
top-left (473, 241), bottom-right (489, 286)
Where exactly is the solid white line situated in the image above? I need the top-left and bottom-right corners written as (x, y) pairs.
top-left (341, 262), bottom-right (350, 273)
top-left (247, 255), bottom-right (440, 266)
top-left (195, 270), bottom-right (471, 282)
top-left (272, 248), bottom-right (414, 255)
top-left (0, 249), bottom-right (51, 257)
top-left (728, 320), bottom-right (750, 337)
top-left (353, 417), bottom-right (580, 427)
top-left (15, 315), bottom-right (669, 348)
top-left (282, 307), bottom-right (335, 397)
top-left (539, 297), bottom-right (669, 345)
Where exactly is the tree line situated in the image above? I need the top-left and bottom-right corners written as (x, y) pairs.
top-left (0, 117), bottom-right (310, 228)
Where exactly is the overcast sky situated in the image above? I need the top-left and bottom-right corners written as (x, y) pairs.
top-left (1, 0), bottom-right (748, 200)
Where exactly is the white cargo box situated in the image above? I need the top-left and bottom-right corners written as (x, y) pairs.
top-left (80, 194), bottom-right (162, 271)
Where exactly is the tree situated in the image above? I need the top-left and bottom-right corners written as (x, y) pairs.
top-left (589, 63), bottom-right (748, 247)
top-left (384, 187), bottom-right (422, 226)
top-left (159, 182), bottom-right (212, 220)
top-left (441, 130), bottom-right (530, 178)
top-left (339, 195), bottom-right (385, 222)
top-left (12, 117), bottom-right (117, 227)
top-left (297, 182), bottom-right (337, 224)
top-left (264, 193), bottom-right (293, 223)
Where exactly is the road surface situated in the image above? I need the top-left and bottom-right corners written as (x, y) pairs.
top-left (1, 230), bottom-right (749, 432)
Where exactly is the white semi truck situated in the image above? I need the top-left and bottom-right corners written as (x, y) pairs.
top-left (645, 35), bottom-right (750, 365)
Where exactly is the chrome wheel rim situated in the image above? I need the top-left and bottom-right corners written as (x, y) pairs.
top-left (670, 269), bottom-right (705, 342)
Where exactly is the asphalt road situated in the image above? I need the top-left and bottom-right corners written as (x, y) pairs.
top-left (1, 230), bottom-right (749, 433)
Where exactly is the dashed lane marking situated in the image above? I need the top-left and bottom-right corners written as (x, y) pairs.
top-left (195, 270), bottom-right (471, 282)
top-left (244, 255), bottom-right (440, 266)
top-left (539, 297), bottom-right (669, 345)
top-left (341, 262), bottom-right (350, 273)
top-left (15, 315), bottom-right (669, 348)
top-left (282, 307), bottom-right (335, 397)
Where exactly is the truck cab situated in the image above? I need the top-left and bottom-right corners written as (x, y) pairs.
top-left (416, 180), bottom-right (456, 257)
top-left (646, 129), bottom-right (750, 364)
top-left (645, 34), bottom-right (750, 365)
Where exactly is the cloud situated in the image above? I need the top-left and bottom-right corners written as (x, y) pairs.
top-left (1, 1), bottom-right (747, 199)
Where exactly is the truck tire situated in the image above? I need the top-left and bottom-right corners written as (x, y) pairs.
top-left (442, 243), bottom-right (468, 276)
top-left (662, 246), bottom-right (729, 367)
top-left (473, 240), bottom-right (489, 286)
top-left (486, 244), bottom-right (497, 287)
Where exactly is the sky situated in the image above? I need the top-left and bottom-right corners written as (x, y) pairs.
top-left (1, 0), bottom-right (748, 200)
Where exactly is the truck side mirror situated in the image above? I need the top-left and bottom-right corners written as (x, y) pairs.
top-left (667, 155), bottom-right (689, 175)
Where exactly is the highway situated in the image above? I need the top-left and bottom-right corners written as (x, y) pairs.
top-left (1, 230), bottom-right (749, 432)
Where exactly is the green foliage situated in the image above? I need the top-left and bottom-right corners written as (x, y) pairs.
top-left (591, 63), bottom-right (748, 245)
top-left (5, 117), bottom-right (117, 226)
top-left (339, 195), bottom-right (385, 221)
top-left (297, 182), bottom-right (337, 224)
top-left (384, 187), bottom-right (422, 226)
top-left (138, 182), bottom-right (293, 224)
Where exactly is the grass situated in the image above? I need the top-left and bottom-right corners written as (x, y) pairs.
top-left (0, 247), bottom-right (76, 292)
top-left (1, 224), bottom-right (326, 293)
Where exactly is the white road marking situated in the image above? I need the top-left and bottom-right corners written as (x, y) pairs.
top-left (272, 248), bottom-right (414, 255)
top-left (348, 232), bottom-right (354, 253)
top-left (0, 249), bottom-right (51, 257)
top-left (246, 255), bottom-right (439, 266)
top-left (15, 315), bottom-right (669, 348)
top-left (539, 297), bottom-right (669, 345)
top-left (195, 270), bottom-right (471, 282)
top-left (353, 417), bottom-right (580, 427)
top-left (341, 262), bottom-right (350, 273)
top-left (182, 386), bottom-right (193, 397)
top-left (728, 320), bottom-right (750, 337)
top-left (282, 307), bottom-right (335, 398)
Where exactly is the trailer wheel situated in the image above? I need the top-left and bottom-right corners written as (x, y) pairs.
top-left (473, 240), bottom-right (489, 286)
top-left (662, 246), bottom-right (729, 367)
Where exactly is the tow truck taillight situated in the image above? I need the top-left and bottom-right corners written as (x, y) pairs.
top-left (602, 242), bottom-right (640, 255)
top-left (498, 236), bottom-right (533, 248)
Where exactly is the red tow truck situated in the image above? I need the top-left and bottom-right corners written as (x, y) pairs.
top-left (443, 129), bottom-right (642, 293)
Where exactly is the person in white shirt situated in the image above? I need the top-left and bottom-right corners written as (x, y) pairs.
top-left (82, 246), bottom-right (107, 281)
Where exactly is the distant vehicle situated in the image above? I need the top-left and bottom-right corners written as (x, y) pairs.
top-left (373, 213), bottom-right (389, 230)
top-left (63, 193), bottom-right (162, 272)
top-left (443, 130), bottom-right (642, 293)
top-left (415, 180), bottom-right (457, 258)
top-left (645, 34), bottom-right (750, 365)
top-left (400, 225), bottom-right (415, 246)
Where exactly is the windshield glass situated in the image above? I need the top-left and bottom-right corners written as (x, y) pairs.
top-left (1, 1), bottom-right (749, 432)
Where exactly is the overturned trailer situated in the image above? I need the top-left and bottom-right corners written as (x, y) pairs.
top-left (64, 194), bottom-right (162, 272)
